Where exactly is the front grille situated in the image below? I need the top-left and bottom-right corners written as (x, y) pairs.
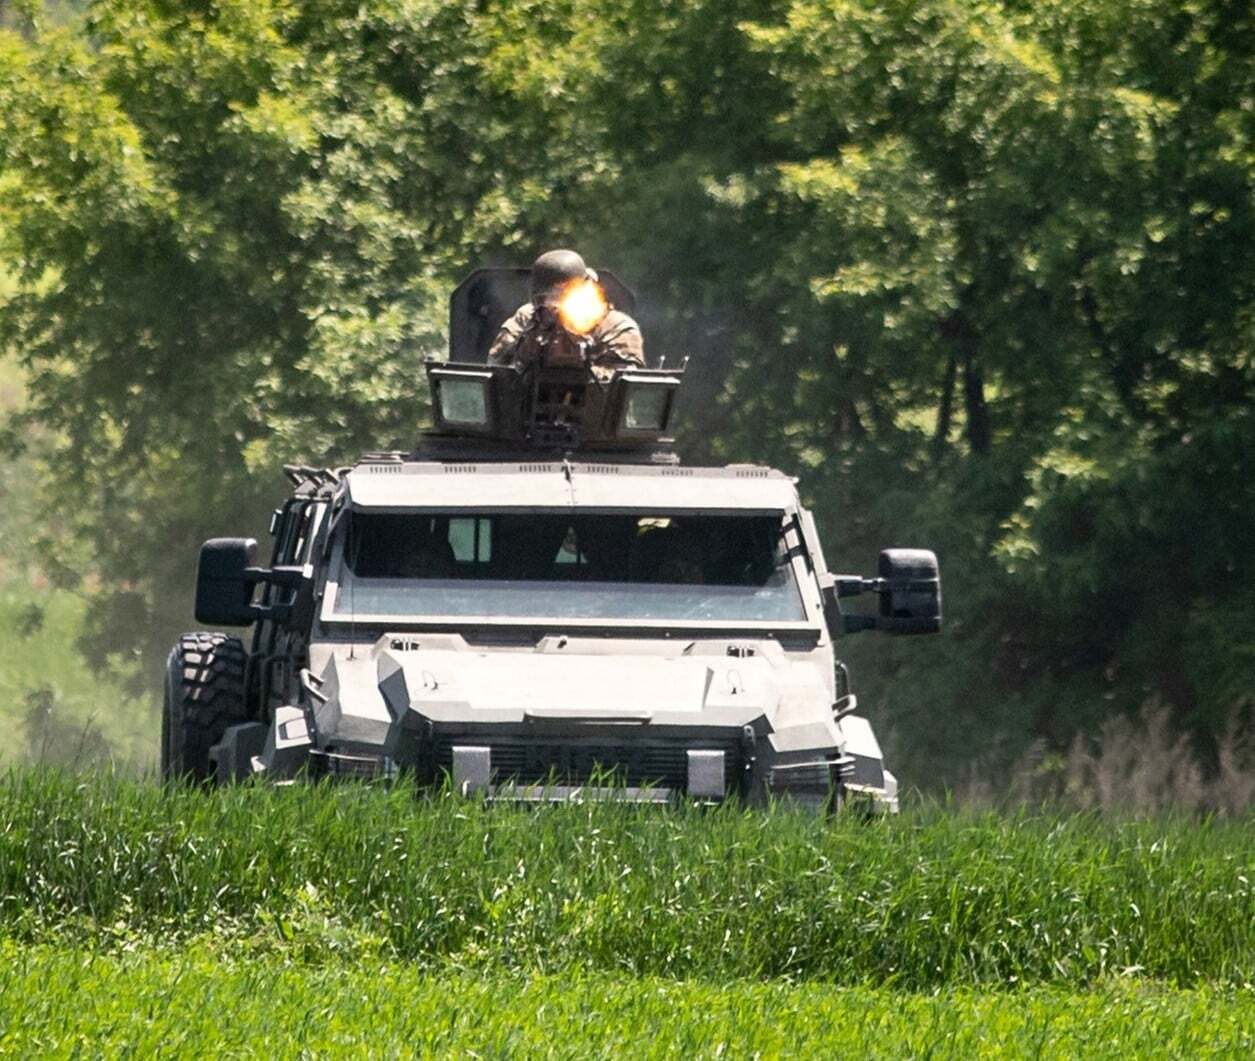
top-left (433, 738), bottom-right (742, 791)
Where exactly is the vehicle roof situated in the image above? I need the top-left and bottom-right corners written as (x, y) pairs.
top-left (345, 459), bottom-right (798, 514)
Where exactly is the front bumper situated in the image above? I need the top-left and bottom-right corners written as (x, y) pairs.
top-left (225, 700), bottom-right (898, 810)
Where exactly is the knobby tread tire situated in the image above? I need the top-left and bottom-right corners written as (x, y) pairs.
top-left (162, 632), bottom-right (249, 782)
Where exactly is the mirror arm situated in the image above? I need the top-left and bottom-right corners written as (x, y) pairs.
top-left (833, 574), bottom-right (884, 633)
top-left (244, 565), bottom-right (305, 588)
top-left (241, 565), bottom-right (306, 623)
top-left (834, 575), bottom-right (886, 598)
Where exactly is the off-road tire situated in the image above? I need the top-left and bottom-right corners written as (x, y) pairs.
top-left (162, 632), bottom-right (249, 782)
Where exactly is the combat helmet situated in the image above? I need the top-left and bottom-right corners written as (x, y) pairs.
top-left (529, 249), bottom-right (593, 304)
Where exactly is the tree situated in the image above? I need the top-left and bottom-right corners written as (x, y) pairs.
top-left (0, 0), bottom-right (595, 678)
top-left (1, 0), bottom-right (1251, 782)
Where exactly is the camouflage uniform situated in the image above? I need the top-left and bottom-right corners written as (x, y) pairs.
top-left (488, 302), bottom-right (645, 381)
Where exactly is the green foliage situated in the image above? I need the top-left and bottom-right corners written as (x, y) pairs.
top-left (0, 580), bottom-right (153, 768)
top-left (0, 0), bottom-right (522, 671)
top-left (0, 0), bottom-right (1252, 781)
top-left (0, 354), bottom-right (152, 766)
top-left (1, 948), bottom-right (1252, 1058)
top-left (1, 772), bottom-right (1253, 987)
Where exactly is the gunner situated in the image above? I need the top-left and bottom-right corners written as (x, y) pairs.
top-left (488, 249), bottom-right (644, 380)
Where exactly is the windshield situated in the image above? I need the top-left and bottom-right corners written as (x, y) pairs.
top-left (331, 512), bottom-right (807, 624)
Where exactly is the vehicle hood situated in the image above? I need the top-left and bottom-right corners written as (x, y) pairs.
top-left (309, 634), bottom-right (842, 761)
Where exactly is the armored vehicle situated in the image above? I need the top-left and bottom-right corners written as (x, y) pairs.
top-left (164, 267), bottom-right (941, 810)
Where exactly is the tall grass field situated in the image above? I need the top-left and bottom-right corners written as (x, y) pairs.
top-left (0, 771), bottom-right (1252, 1055)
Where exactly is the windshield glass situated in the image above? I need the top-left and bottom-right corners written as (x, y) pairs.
top-left (332, 512), bottom-right (807, 623)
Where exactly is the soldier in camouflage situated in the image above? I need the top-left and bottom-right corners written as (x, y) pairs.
top-left (489, 249), bottom-right (644, 381)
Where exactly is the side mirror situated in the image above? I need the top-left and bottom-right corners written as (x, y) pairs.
top-left (195, 538), bottom-right (259, 626)
top-left (877, 548), bottom-right (941, 634)
top-left (822, 548), bottom-right (942, 637)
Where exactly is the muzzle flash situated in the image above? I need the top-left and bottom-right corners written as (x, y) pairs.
top-left (556, 279), bottom-right (609, 335)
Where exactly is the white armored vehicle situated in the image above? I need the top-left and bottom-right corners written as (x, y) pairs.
top-left (165, 266), bottom-right (941, 810)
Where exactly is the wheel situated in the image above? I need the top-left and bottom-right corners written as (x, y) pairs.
top-left (162, 632), bottom-right (249, 781)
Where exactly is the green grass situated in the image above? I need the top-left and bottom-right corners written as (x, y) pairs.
top-left (0, 945), bottom-right (1251, 1058)
top-left (2, 771), bottom-right (1252, 988)
top-left (2, 772), bottom-right (1252, 1055)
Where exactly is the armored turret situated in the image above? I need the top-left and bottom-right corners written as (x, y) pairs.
top-left (423, 267), bottom-right (684, 460)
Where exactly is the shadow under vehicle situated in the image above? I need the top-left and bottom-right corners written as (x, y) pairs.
top-left (165, 267), bottom-right (941, 810)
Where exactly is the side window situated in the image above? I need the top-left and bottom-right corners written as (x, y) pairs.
top-left (448, 517), bottom-right (492, 563)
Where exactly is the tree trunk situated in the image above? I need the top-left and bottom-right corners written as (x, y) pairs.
top-left (932, 353), bottom-right (957, 459)
top-left (962, 350), bottom-right (991, 455)
top-left (939, 310), bottom-right (990, 455)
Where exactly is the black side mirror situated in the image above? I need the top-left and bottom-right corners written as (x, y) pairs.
top-left (195, 538), bottom-right (259, 626)
top-left (822, 548), bottom-right (942, 637)
top-left (877, 548), bottom-right (941, 634)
